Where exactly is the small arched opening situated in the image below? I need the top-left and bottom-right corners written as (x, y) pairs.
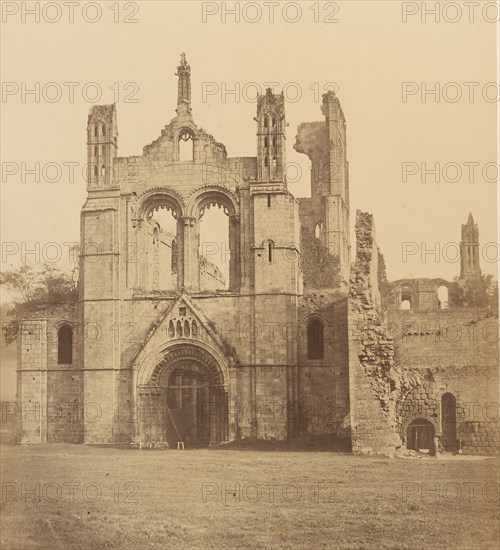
top-left (438, 285), bottom-right (449, 309)
top-left (179, 129), bottom-right (194, 161)
top-left (401, 292), bottom-right (412, 310)
top-left (58, 324), bottom-right (73, 365)
top-left (441, 393), bottom-right (458, 451)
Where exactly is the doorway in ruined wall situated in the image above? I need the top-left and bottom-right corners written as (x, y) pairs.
top-left (165, 364), bottom-right (228, 447)
top-left (142, 347), bottom-right (229, 448)
top-left (406, 419), bottom-right (435, 454)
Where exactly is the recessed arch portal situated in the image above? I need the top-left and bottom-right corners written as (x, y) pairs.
top-left (137, 343), bottom-right (229, 447)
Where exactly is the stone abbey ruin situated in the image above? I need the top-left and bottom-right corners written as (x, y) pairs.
top-left (17, 55), bottom-right (499, 455)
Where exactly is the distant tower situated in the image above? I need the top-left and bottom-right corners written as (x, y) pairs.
top-left (86, 104), bottom-right (118, 189)
top-left (460, 212), bottom-right (481, 279)
top-left (176, 52), bottom-right (191, 115)
top-left (256, 88), bottom-right (286, 182)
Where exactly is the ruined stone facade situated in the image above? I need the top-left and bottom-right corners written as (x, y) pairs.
top-left (17, 56), bottom-right (499, 455)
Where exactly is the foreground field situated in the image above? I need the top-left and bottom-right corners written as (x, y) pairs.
top-left (0, 444), bottom-right (498, 550)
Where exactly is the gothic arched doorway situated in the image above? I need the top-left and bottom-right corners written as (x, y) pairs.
top-left (165, 363), bottom-right (228, 447)
top-left (137, 344), bottom-right (229, 448)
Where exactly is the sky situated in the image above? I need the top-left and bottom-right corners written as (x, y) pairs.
top-left (1, 0), bottom-right (498, 288)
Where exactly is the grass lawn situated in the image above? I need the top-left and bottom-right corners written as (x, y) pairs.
top-left (0, 443), bottom-right (498, 549)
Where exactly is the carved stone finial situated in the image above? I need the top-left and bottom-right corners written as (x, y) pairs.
top-left (175, 53), bottom-right (191, 115)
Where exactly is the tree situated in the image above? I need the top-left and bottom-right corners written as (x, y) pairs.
top-left (449, 274), bottom-right (498, 310)
top-left (1, 263), bottom-right (78, 344)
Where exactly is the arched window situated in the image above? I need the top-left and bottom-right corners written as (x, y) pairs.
top-left (102, 124), bottom-right (106, 136)
top-left (176, 320), bottom-right (182, 337)
top-left (94, 165), bottom-right (99, 177)
top-left (264, 156), bottom-right (269, 167)
top-left (401, 293), bottom-right (412, 310)
top-left (94, 125), bottom-right (98, 137)
top-left (101, 165), bottom-right (106, 176)
top-left (263, 115), bottom-right (268, 128)
top-left (198, 200), bottom-right (231, 291)
top-left (272, 136), bottom-right (276, 148)
top-left (192, 320), bottom-right (198, 337)
top-left (264, 137), bottom-right (269, 148)
top-left (441, 393), bottom-right (457, 451)
top-left (168, 320), bottom-right (175, 338)
top-left (147, 205), bottom-right (179, 291)
top-left (268, 241), bottom-right (274, 263)
top-left (152, 226), bottom-right (159, 244)
top-left (179, 129), bottom-right (194, 161)
top-left (438, 285), bottom-right (449, 309)
top-left (58, 324), bottom-right (73, 364)
top-left (307, 319), bottom-right (324, 359)
top-left (184, 320), bottom-right (191, 337)
top-left (272, 116), bottom-right (276, 127)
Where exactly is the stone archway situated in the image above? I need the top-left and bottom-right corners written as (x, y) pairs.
top-left (137, 343), bottom-right (229, 448)
top-left (164, 364), bottom-right (227, 447)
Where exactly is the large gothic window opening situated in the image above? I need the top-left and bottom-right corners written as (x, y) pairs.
top-left (179, 129), bottom-right (194, 161)
top-left (307, 319), bottom-right (324, 359)
top-left (198, 202), bottom-right (231, 291)
top-left (58, 324), bottom-right (73, 364)
top-left (147, 205), bottom-right (179, 291)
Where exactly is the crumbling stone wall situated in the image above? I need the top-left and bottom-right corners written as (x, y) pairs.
top-left (348, 211), bottom-right (499, 455)
top-left (347, 211), bottom-right (402, 455)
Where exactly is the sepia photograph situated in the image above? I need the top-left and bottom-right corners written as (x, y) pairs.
top-left (0, 1), bottom-right (499, 548)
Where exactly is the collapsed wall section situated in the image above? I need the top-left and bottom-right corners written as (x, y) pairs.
top-left (348, 211), bottom-right (402, 455)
